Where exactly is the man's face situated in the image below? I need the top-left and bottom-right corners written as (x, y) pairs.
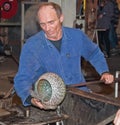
top-left (38, 5), bottom-right (64, 40)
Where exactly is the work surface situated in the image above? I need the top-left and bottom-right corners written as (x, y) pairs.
top-left (0, 54), bottom-right (120, 125)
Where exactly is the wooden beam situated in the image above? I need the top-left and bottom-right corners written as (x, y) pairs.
top-left (68, 87), bottom-right (120, 107)
top-left (96, 114), bottom-right (115, 125)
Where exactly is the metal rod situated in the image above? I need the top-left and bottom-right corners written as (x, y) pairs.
top-left (67, 78), bottom-right (120, 88)
top-left (3, 86), bottom-right (15, 99)
top-left (115, 71), bottom-right (120, 98)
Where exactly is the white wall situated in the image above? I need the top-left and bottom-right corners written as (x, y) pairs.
top-left (49, 0), bottom-right (76, 27)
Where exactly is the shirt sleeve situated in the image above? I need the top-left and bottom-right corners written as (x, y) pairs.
top-left (80, 32), bottom-right (109, 75)
top-left (14, 43), bottom-right (46, 106)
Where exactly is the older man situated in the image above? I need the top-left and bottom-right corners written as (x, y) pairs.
top-left (14, 2), bottom-right (114, 109)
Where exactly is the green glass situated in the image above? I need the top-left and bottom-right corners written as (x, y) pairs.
top-left (37, 79), bottom-right (52, 102)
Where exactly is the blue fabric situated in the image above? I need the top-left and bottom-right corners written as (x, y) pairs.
top-left (14, 27), bottom-right (109, 106)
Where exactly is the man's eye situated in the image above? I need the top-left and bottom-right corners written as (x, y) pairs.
top-left (49, 21), bottom-right (54, 24)
top-left (40, 23), bottom-right (45, 27)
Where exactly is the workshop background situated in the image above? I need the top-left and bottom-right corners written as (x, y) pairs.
top-left (0, 0), bottom-right (120, 125)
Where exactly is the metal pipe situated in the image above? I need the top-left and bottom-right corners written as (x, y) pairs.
top-left (67, 78), bottom-right (120, 88)
top-left (115, 71), bottom-right (120, 98)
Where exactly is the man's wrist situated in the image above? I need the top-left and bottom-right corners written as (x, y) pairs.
top-left (101, 71), bottom-right (110, 75)
top-left (25, 95), bottom-right (33, 105)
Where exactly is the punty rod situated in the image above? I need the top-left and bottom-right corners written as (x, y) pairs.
top-left (67, 78), bottom-right (120, 88)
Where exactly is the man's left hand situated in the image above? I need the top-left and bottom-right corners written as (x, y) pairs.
top-left (100, 72), bottom-right (114, 84)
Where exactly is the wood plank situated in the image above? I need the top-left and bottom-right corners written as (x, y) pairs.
top-left (96, 114), bottom-right (115, 125)
top-left (0, 108), bottom-right (10, 117)
top-left (68, 87), bottom-right (120, 107)
top-left (10, 114), bottom-right (69, 125)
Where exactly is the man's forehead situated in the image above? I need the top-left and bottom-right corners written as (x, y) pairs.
top-left (40, 5), bottom-right (55, 11)
top-left (38, 5), bottom-right (58, 18)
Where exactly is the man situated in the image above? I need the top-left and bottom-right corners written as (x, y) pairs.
top-left (109, 0), bottom-right (120, 55)
top-left (14, 2), bottom-right (114, 109)
top-left (114, 109), bottom-right (120, 125)
top-left (96, 0), bottom-right (114, 58)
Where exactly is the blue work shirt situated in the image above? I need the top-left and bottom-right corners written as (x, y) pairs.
top-left (14, 27), bottom-right (109, 106)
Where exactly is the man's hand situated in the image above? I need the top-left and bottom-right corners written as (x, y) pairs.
top-left (100, 72), bottom-right (114, 84)
top-left (31, 98), bottom-right (44, 109)
top-left (114, 109), bottom-right (120, 125)
top-left (98, 14), bottom-right (103, 19)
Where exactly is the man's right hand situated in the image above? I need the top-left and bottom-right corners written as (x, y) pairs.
top-left (31, 98), bottom-right (45, 109)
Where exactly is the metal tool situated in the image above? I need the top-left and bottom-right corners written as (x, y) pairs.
top-left (67, 78), bottom-right (120, 88)
top-left (3, 86), bottom-right (15, 99)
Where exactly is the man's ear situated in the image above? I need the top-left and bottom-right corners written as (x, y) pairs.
top-left (60, 14), bottom-right (64, 23)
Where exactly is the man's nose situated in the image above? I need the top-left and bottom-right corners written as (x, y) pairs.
top-left (45, 24), bottom-right (50, 31)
